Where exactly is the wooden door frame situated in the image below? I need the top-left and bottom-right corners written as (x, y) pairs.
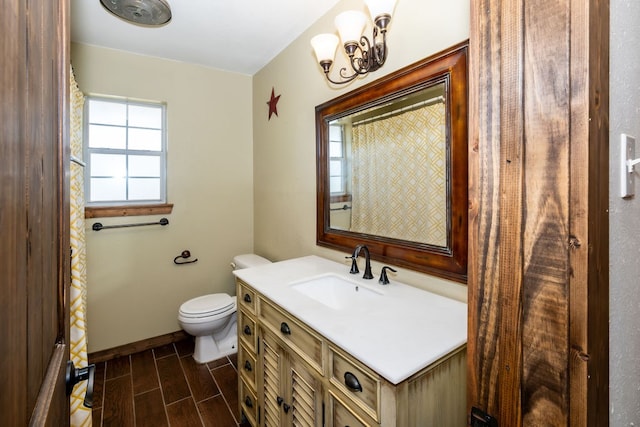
top-left (468, 0), bottom-right (609, 426)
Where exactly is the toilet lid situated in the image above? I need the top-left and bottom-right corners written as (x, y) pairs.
top-left (179, 294), bottom-right (235, 317)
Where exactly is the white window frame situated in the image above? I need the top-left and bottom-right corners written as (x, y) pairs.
top-left (84, 96), bottom-right (167, 207)
top-left (329, 123), bottom-right (348, 196)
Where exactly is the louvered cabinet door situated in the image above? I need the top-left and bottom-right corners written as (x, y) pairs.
top-left (287, 353), bottom-right (323, 426)
top-left (260, 329), bottom-right (323, 427)
top-left (261, 332), bottom-right (283, 427)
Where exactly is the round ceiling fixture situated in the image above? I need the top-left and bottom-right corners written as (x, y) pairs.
top-left (99, 0), bottom-right (172, 27)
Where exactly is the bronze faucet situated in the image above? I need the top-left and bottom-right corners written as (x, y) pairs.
top-left (346, 244), bottom-right (374, 279)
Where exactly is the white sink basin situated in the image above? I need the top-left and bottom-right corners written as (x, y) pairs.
top-left (290, 274), bottom-right (383, 310)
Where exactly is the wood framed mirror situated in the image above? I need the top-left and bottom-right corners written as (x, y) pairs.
top-left (315, 41), bottom-right (468, 283)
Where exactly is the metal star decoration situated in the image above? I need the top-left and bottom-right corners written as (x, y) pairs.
top-left (267, 87), bottom-right (281, 120)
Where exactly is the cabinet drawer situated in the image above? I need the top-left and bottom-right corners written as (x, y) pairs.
top-left (329, 392), bottom-right (374, 427)
top-left (239, 378), bottom-right (258, 426)
top-left (237, 281), bottom-right (257, 314)
top-left (238, 309), bottom-right (257, 352)
top-left (259, 298), bottom-right (323, 373)
top-left (238, 342), bottom-right (257, 390)
top-left (329, 346), bottom-right (380, 421)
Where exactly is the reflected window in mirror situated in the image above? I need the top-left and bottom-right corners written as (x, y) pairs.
top-left (329, 122), bottom-right (353, 231)
top-left (316, 41), bottom-right (468, 283)
top-left (329, 123), bottom-right (349, 196)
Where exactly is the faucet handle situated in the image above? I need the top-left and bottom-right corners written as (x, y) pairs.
top-left (345, 256), bottom-right (359, 274)
top-left (379, 266), bottom-right (397, 285)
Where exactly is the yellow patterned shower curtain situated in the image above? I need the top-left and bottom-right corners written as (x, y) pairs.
top-left (70, 69), bottom-right (92, 427)
top-left (350, 102), bottom-right (447, 246)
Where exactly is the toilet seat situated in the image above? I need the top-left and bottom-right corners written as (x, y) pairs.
top-left (179, 294), bottom-right (235, 319)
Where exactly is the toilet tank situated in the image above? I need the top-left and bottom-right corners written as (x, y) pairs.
top-left (232, 254), bottom-right (271, 270)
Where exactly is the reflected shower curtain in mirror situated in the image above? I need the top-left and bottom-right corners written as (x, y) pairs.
top-left (70, 69), bottom-right (92, 427)
top-left (350, 101), bottom-right (447, 246)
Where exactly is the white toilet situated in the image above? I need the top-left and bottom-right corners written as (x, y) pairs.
top-left (178, 254), bottom-right (271, 363)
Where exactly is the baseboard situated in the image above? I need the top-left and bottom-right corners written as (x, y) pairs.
top-left (88, 330), bottom-right (190, 364)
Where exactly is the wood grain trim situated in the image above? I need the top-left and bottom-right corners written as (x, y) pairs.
top-left (496, 0), bottom-right (524, 425)
top-left (466, 0), bottom-right (482, 417)
top-left (521, 2), bottom-right (573, 425)
top-left (583, 1), bottom-right (610, 426)
top-left (469, 1), bottom-right (609, 426)
top-left (28, 344), bottom-right (67, 427)
top-left (568, 2), bottom-right (591, 426)
top-left (85, 203), bottom-right (173, 219)
top-left (88, 330), bottom-right (189, 364)
top-left (2, 0), bottom-right (29, 424)
top-left (468, 0), bottom-right (506, 417)
top-left (57, 0), bottom-right (71, 349)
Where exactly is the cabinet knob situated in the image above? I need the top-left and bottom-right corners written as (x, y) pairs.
top-left (344, 371), bottom-right (363, 392)
top-left (243, 325), bottom-right (252, 336)
top-left (277, 396), bottom-right (284, 406)
top-left (244, 360), bottom-right (252, 372)
top-left (280, 322), bottom-right (291, 335)
top-left (244, 395), bottom-right (253, 408)
top-left (243, 293), bottom-right (252, 303)
top-left (283, 403), bottom-right (291, 413)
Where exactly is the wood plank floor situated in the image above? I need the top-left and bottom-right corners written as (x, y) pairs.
top-left (91, 338), bottom-right (250, 426)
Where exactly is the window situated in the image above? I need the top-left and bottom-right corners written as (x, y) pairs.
top-left (84, 96), bottom-right (167, 206)
top-left (329, 123), bottom-right (347, 195)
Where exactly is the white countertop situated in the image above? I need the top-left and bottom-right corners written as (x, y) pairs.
top-left (233, 255), bottom-right (467, 385)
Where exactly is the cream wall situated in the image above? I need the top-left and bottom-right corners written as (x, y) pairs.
top-left (71, 44), bottom-right (254, 352)
top-left (252, 0), bottom-right (469, 301)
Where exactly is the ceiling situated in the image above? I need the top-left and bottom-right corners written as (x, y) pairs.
top-left (70, 0), bottom-right (342, 75)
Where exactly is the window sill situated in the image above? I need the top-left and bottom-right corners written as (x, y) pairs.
top-left (330, 194), bottom-right (352, 203)
top-left (85, 203), bottom-right (173, 219)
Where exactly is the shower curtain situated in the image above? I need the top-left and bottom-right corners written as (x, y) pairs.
top-left (70, 69), bottom-right (92, 427)
top-left (350, 101), bottom-right (447, 245)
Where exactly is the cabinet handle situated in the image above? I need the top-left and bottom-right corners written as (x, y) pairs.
top-left (277, 396), bottom-right (284, 406)
top-left (243, 325), bottom-right (252, 336)
top-left (243, 293), bottom-right (252, 303)
top-left (283, 403), bottom-right (291, 413)
top-left (244, 360), bottom-right (252, 372)
top-left (280, 322), bottom-right (291, 335)
top-left (344, 371), bottom-right (363, 392)
top-left (245, 395), bottom-right (253, 408)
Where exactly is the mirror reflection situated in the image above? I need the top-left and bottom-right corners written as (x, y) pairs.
top-left (316, 41), bottom-right (468, 283)
top-left (328, 83), bottom-right (448, 248)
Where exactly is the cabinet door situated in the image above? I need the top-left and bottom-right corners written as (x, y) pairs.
top-left (261, 331), bottom-right (283, 427)
top-left (287, 353), bottom-right (323, 426)
top-left (260, 329), bottom-right (323, 427)
top-left (329, 392), bottom-right (372, 427)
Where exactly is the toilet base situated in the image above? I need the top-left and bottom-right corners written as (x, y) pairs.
top-left (193, 333), bottom-right (237, 364)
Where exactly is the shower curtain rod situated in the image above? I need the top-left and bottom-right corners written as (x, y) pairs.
top-left (352, 95), bottom-right (445, 126)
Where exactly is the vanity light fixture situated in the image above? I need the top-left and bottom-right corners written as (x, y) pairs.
top-left (310, 0), bottom-right (398, 85)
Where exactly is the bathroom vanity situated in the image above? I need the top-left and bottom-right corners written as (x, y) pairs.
top-left (234, 256), bottom-right (467, 426)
